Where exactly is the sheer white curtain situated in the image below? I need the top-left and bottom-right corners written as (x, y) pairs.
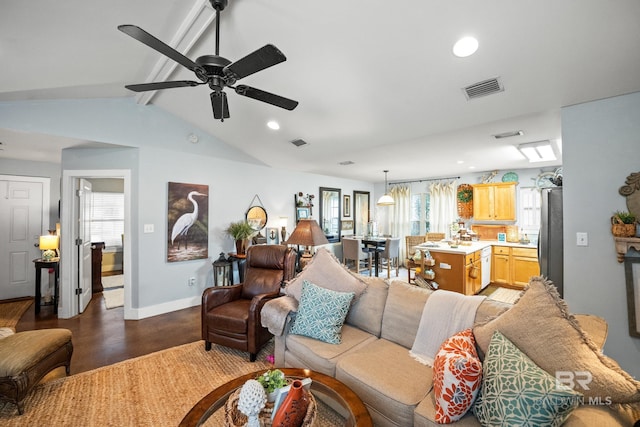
top-left (389, 185), bottom-right (411, 258)
top-left (429, 181), bottom-right (457, 236)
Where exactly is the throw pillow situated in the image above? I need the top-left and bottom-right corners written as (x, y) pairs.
top-left (289, 280), bottom-right (355, 344)
top-left (284, 248), bottom-right (368, 302)
top-left (473, 277), bottom-right (640, 404)
top-left (433, 329), bottom-right (482, 423)
top-left (473, 330), bottom-right (583, 427)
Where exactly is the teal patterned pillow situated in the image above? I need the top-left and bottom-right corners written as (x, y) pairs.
top-left (289, 280), bottom-right (355, 344)
top-left (473, 330), bottom-right (583, 427)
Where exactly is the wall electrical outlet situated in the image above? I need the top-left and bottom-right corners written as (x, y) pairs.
top-left (188, 277), bottom-right (196, 286)
top-left (576, 232), bottom-right (588, 246)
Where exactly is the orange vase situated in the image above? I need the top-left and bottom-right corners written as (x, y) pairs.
top-left (272, 380), bottom-right (309, 427)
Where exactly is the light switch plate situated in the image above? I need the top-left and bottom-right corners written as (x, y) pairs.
top-left (576, 232), bottom-right (588, 246)
top-left (144, 224), bottom-right (154, 233)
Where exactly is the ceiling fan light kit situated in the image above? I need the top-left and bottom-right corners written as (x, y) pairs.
top-left (118, 0), bottom-right (298, 122)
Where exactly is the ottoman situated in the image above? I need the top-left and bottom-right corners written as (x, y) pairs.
top-left (0, 328), bottom-right (73, 414)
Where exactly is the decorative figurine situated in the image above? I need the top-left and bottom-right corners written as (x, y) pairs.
top-left (237, 379), bottom-right (267, 427)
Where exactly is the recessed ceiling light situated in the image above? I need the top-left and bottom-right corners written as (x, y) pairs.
top-left (453, 36), bottom-right (479, 58)
top-left (457, 160), bottom-right (464, 164)
top-left (469, 166), bottom-right (476, 170)
top-left (267, 120), bottom-right (280, 130)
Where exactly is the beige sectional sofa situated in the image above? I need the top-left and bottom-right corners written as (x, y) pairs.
top-left (262, 249), bottom-right (639, 426)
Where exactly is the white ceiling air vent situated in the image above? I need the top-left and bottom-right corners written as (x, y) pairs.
top-left (463, 77), bottom-right (504, 100)
top-left (338, 160), bottom-right (354, 166)
top-left (290, 138), bottom-right (308, 147)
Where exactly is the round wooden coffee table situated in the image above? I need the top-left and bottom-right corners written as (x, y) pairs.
top-left (179, 368), bottom-right (372, 427)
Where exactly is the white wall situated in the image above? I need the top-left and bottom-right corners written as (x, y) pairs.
top-left (562, 91), bottom-right (640, 378)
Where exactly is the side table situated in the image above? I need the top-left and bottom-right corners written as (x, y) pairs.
top-left (227, 253), bottom-right (247, 283)
top-left (33, 258), bottom-right (59, 315)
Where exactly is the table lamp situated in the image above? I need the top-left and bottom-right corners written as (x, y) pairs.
top-left (39, 235), bottom-right (59, 261)
top-left (285, 219), bottom-right (329, 269)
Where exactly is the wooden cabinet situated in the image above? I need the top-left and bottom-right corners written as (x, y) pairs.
top-left (431, 250), bottom-right (482, 295)
top-left (491, 246), bottom-right (511, 285)
top-left (491, 245), bottom-right (539, 288)
top-left (511, 247), bottom-right (540, 287)
top-left (472, 182), bottom-right (517, 221)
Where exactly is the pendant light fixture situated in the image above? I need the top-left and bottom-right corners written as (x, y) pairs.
top-left (377, 170), bottom-right (395, 206)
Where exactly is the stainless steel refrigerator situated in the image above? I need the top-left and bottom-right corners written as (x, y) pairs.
top-left (539, 187), bottom-right (563, 297)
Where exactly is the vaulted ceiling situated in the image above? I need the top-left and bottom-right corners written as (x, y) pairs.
top-left (2, 0), bottom-right (639, 182)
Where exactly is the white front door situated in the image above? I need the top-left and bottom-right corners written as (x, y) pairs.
top-left (77, 179), bottom-right (93, 313)
top-left (0, 177), bottom-right (48, 300)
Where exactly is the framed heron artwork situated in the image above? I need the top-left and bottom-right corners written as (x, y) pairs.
top-left (167, 182), bottom-right (209, 262)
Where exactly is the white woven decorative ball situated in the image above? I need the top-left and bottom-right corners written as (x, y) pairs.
top-left (237, 379), bottom-right (267, 427)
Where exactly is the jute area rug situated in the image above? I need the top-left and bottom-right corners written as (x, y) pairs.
top-left (0, 298), bottom-right (33, 329)
top-left (486, 286), bottom-right (522, 304)
top-left (0, 340), bottom-right (344, 426)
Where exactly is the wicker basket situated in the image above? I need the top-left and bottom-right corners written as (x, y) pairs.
top-left (611, 216), bottom-right (636, 237)
top-left (224, 388), bottom-right (317, 427)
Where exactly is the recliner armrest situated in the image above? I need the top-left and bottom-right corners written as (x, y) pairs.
top-left (201, 284), bottom-right (243, 312)
top-left (261, 296), bottom-right (299, 336)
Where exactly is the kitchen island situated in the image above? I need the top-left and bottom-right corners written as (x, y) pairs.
top-left (415, 240), bottom-right (539, 295)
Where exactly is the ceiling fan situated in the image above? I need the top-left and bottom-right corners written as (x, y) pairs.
top-left (118, 0), bottom-right (298, 122)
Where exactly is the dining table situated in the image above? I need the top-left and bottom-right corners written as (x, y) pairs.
top-left (361, 236), bottom-right (387, 277)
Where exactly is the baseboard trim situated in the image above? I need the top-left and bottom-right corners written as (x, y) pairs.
top-left (126, 295), bottom-right (200, 320)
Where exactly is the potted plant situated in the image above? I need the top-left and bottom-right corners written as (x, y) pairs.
top-left (225, 221), bottom-right (254, 255)
top-left (256, 369), bottom-right (288, 402)
top-left (611, 211), bottom-right (637, 237)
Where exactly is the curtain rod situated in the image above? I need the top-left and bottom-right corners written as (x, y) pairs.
top-left (389, 176), bottom-right (460, 185)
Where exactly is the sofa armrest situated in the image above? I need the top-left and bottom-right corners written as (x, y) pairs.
top-left (261, 296), bottom-right (299, 336)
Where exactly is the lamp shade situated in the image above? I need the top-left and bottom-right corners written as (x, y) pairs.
top-left (285, 219), bottom-right (329, 247)
top-left (377, 194), bottom-right (395, 205)
top-left (39, 235), bottom-right (58, 250)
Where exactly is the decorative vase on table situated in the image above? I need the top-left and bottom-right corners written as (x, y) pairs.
top-left (272, 380), bottom-right (309, 427)
top-left (235, 239), bottom-right (249, 255)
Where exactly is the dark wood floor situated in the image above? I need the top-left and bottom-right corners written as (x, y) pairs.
top-left (16, 291), bottom-right (202, 375)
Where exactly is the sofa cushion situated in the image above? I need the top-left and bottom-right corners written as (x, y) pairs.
top-left (284, 324), bottom-right (378, 376)
top-left (474, 277), bottom-right (640, 403)
top-left (381, 280), bottom-right (433, 348)
top-left (336, 338), bottom-right (433, 427)
top-left (284, 248), bottom-right (367, 301)
top-left (433, 329), bottom-right (482, 423)
top-left (289, 280), bottom-right (354, 344)
top-left (473, 330), bottom-right (582, 427)
top-left (345, 276), bottom-right (389, 336)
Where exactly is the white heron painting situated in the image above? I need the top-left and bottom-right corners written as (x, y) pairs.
top-left (167, 182), bottom-right (209, 262)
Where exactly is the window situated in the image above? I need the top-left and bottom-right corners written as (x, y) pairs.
top-left (410, 193), bottom-right (430, 235)
top-left (90, 192), bottom-right (124, 248)
top-left (518, 187), bottom-right (541, 232)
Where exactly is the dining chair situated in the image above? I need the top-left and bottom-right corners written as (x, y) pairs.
top-left (342, 237), bottom-right (372, 274)
top-left (379, 237), bottom-right (401, 278)
top-left (405, 235), bottom-right (427, 283)
top-left (426, 232), bottom-right (446, 242)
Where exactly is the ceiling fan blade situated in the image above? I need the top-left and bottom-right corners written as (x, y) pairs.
top-left (235, 85), bottom-right (298, 111)
top-left (118, 25), bottom-right (204, 74)
top-left (124, 80), bottom-right (204, 92)
top-left (211, 91), bottom-right (230, 120)
top-left (224, 44), bottom-right (286, 81)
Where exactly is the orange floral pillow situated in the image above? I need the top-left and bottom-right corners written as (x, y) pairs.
top-left (432, 328), bottom-right (482, 423)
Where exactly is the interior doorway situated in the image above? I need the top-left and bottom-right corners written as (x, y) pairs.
top-left (60, 169), bottom-right (132, 319)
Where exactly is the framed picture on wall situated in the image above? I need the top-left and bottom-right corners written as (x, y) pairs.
top-left (296, 207), bottom-right (310, 221)
top-left (167, 182), bottom-right (209, 262)
top-left (342, 220), bottom-right (354, 231)
top-left (343, 195), bottom-right (351, 217)
top-left (266, 227), bottom-right (279, 245)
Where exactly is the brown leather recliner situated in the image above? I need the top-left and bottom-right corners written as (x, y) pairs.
top-left (201, 245), bottom-right (297, 361)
